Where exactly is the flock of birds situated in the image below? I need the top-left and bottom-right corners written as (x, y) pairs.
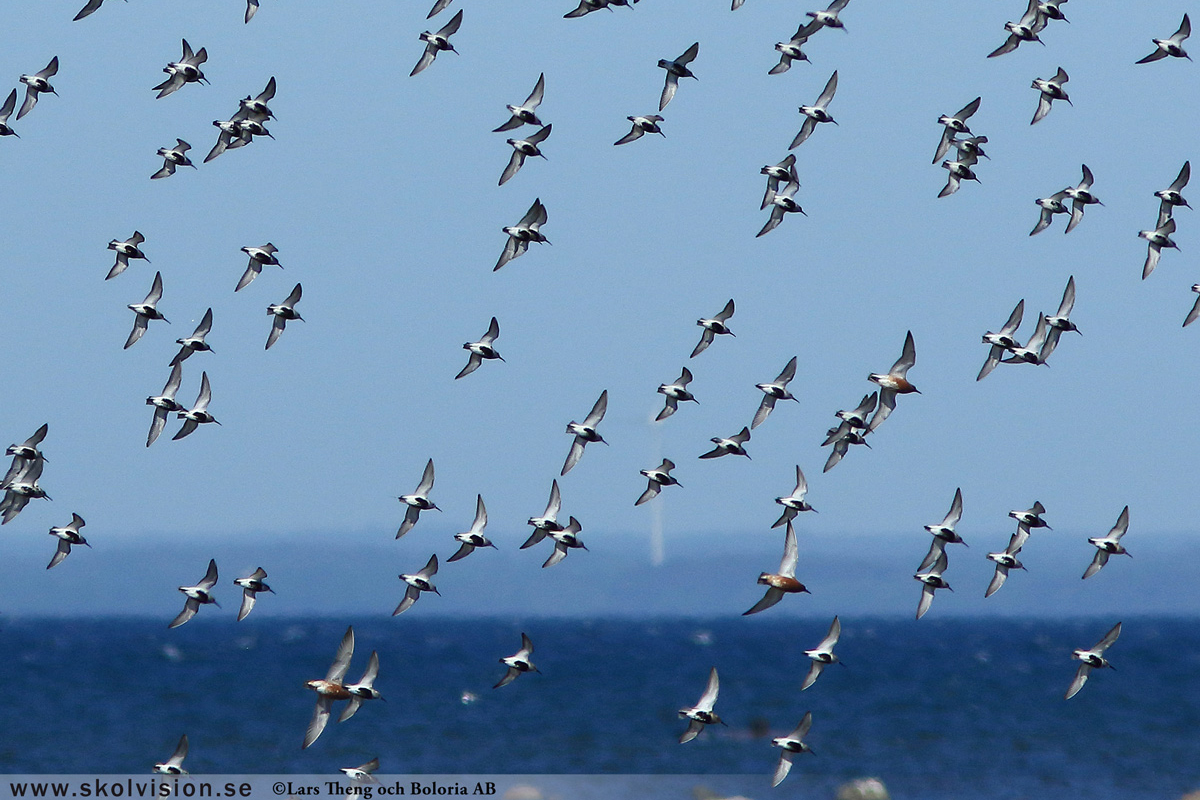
top-left (2, 0), bottom-right (1194, 786)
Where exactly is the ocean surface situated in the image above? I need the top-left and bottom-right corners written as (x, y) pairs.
top-left (1, 616), bottom-right (1198, 799)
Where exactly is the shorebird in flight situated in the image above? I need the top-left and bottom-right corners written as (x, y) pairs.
top-left (494, 73), bottom-right (546, 132)
top-left (914, 550), bottom-right (951, 619)
top-left (457, 317), bottom-right (503, 378)
top-left (500, 125), bottom-right (552, 186)
top-left (169, 559), bottom-right (219, 628)
top-left (303, 626), bottom-right (355, 749)
top-left (770, 20), bottom-right (822, 74)
top-left (47, 513), bottom-right (89, 570)
top-left (151, 139), bottom-right (195, 179)
top-left (987, 0), bottom-right (1048, 58)
top-left (147, 362), bottom-right (185, 447)
top-left (411, 10), bottom-right (463, 76)
top-left (743, 521), bottom-right (809, 615)
top-left (153, 735), bottom-right (189, 775)
top-left (658, 42), bottom-right (699, 111)
top-left (1138, 14), bottom-right (1191, 63)
top-left (933, 97), bottom-right (981, 163)
top-left (394, 555), bottom-right (440, 614)
top-left (107, 231), bottom-right (150, 280)
top-left (1065, 622), bottom-right (1122, 699)
top-left (1031, 67), bottom-right (1070, 124)
top-left (266, 284), bottom-right (303, 350)
top-left (1155, 161), bottom-right (1191, 226)
top-left (978, 299), bottom-right (1024, 380)
top-left (448, 495), bottom-right (496, 561)
top-left (615, 114), bottom-right (665, 145)
top-left (691, 300), bottom-right (735, 357)
top-left (656, 367), bottom-right (698, 421)
top-left (773, 465), bottom-right (816, 528)
top-left (154, 40), bottom-right (207, 99)
top-left (496, 198), bottom-right (549, 271)
top-left (562, 390), bottom-right (608, 475)
top-left (636, 459), bottom-right (681, 506)
top-left (771, 712), bottom-right (815, 787)
top-left (171, 308), bottom-right (214, 367)
top-left (397, 459), bottom-right (439, 538)
top-left (125, 271), bottom-right (168, 349)
top-left (236, 244), bottom-right (281, 292)
top-left (234, 567), bottom-right (273, 621)
top-left (173, 371), bottom-right (220, 440)
top-left (985, 526), bottom-right (1029, 598)
top-left (700, 427), bottom-right (751, 460)
top-left (791, 71), bottom-right (838, 148)
top-left (1082, 506), bottom-right (1131, 580)
top-left (18, 57), bottom-right (59, 120)
top-left (494, 633), bottom-right (538, 688)
top-left (801, 616), bottom-right (841, 691)
top-left (867, 331), bottom-right (918, 432)
top-left (678, 667), bottom-right (723, 743)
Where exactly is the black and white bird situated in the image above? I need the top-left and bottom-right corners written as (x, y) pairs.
top-left (169, 559), bottom-right (220, 628)
top-left (987, 0), bottom-right (1048, 58)
top-left (237, 244), bottom-right (282, 291)
top-left (448, 495), bottom-right (496, 561)
top-left (494, 633), bottom-right (538, 688)
top-left (153, 735), bottom-right (189, 775)
top-left (978, 299), bottom-right (1025, 381)
top-left (1031, 67), bottom-right (1070, 124)
top-left (774, 465), bottom-right (816, 528)
top-left (791, 71), bottom-right (838, 148)
top-left (397, 459), bottom-right (439, 538)
top-left (761, 154), bottom-right (797, 209)
top-left (47, 514), bottom-right (89, 570)
top-left (1137, 14), bottom-right (1191, 63)
top-left (151, 139), bottom-right (195, 179)
top-left (656, 367), bottom-right (698, 421)
top-left (562, 390), bottom-right (608, 475)
top-left (691, 299), bottom-right (735, 357)
top-left (636, 459), bottom-right (681, 505)
top-left (615, 114), bottom-right (665, 145)
top-left (757, 172), bottom-right (805, 236)
top-left (933, 96), bottom-right (981, 163)
top-left (0, 89), bottom-right (17, 137)
top-left (234, 567), bottom-right (274, 621)
top-left (125, 271), bottom-right (168, 349)
top-left (806, 0), bottom-right (850, 30)
top-left (174, 371), bottom-right (220, 440)
top-left (658, 42), bottom-right (700, 111)
top-left (1082, 506), bottom-right (1131, 580)
top-left (700, 427), bottom-right (751, 460)
top-left (678, 667), bottom-right (723, 743)
top-left (394, 555), bottom-right (440, 615)
top-left (411, 10), bottom-right (463, 76)
top-left (171, 308), bottom-right (214, 367)
top-left (494, 73), bottom-right (546, 132)
top-left (771, 712), bottom-right (815, 787)
top-left (496, 199), bottom-right (549, 271)
top-left (1065, 622), bottom-right (1122, 699)
top-left (1155, 161), bottom-right (1191, 226)
top-left (500, 124), bottom-right (551, 186)
top-left (770, 20), bottom-right (822, 74)
top-left (1140, 218), bottom-right (1179, 279)
top-left (18, 57), bottom-right (59, 120)
top-left (106, 231), bottom-right (150, 280)
top-left (752, 356), bottom-right (799, 428)
top-left (801, 617), bottom-right (842, 691)
top-left (146, 362), bottom-right (185, 447)
top-left (266, 284), bottom-right (303, 350)
top-left (153, 40), bottom-right (207, 99)
top-left (456, 317), bottom-right (503, 379)
top-left (985, 526), bottom-right (1029, 598)
top-left (1064, 164), bottom-right (1103, 233)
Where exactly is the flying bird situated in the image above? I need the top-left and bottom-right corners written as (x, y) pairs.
top-left (171, 308), bottom-right (214, 367)
top-left (761, 154), bottom-right (797, 209)
top-left (499, 124), bottom-right (552, 186)
top-left (74, 0), bottom-right (115, 21)
top-left (923, 488), bottom-right (966, 549)
top-left (153, 40), bottom-right (207, 99)
top-left (494, 633), bottom-right (538, 688)
top-left (1082, 506), bottom-right (1131, 580)
top-left (411, 9), bottom-right (463, 76)
top-left (678, 667), bottom-right (723, 743)
top-left (615, 114), bottom-right (665, 145)
top-left (151, 139), bottom-right (195, 179)
top-left (806, 0), bottom-right (850, 29)
top-left (47, 513), bottom-right (89, 570)
top-left (866, 330), bottom-right (918, 432)
top-left (691, 299), bottom-right (735, 357)
top-left (494, 73), bottom-right (546, 132)
top-left (1155, 161), bottom-right (1191, 226)
top-left (700, 427), bottom-right (751, 460)
top-left (562, 390), bottom-right (608, 475)
top-left (757, 172), bottom-right (805, 236)
top-left (1139, 218), bottom-right (1179, 279)
top-left (240, 77), bottom-right (277, 120)
top-left (125, 271), bottom-right (168, 349)
top-left (1185, 284), bottom-right (1200, 327)
top-left (107, 231), bottom-right (150, 280)
top-left (496, 198), bottom-right (549, 271)
top-left (398, 460), bottom-right (439, 538)
top-left (933, 97), bottom-right (981, 163)
top-left (743, 521), bottom-right (809, 615)
top-left (340, 759), bottom-right (379, 784)
top-left (266, 284), bottom-right (303, 350)
top-left (153, 735), bottom-right (189, 775)
top-left (448, 495), bottom-right (496, 561)
top-left (1002, 313), bottom-right (1056, 367)
top-left (801, 616), bottom-right (841, 691)
top-left (773, 465), bottom-right (816, 528)
top-left (771, 712), bottom-right (815, 787)
top-left (341, 651), bottom-right (383, 722)
top-left (173, 371), bottom-right (220, 440)
top-left (1064, 164), bottom-right (1103, 233)
top-left (303, 626), bottom-right (355, 749)
top-left (978, 299), bottom-right (1025, 380)
top-left (938, 150), bottom-right (980, 198)
top-left (0, 89), bottom-right (17, 137)
top-left (636, 459), bottom-right (681, 505)
top-left (237, 244), bottom-right (282, 292)
top-left (1065, 622), bottom-right (1122, 699)
top-left (234, 568), bottom-right (273, 621)
top-left (146, 363), bottom-right (185, 447)
top-left (1031, 67), bottom-right (1070, 124)
top-left (169, 559), bottom-right (219, 628)
top-left (524, 480), bottom-right (564, 548)
top-left (1009, 501), bottom-right (1050, 530)
top-left (821, 426), bottom-right (869, 472)
top-left (914, 550), bottom-right (951, 619)
top-left (656, 367), bottom-right (698, 421)
top-left (770, 20), bottom-right (823, 74)
top-left (1137, 14), bottom-right (1191, 63)
top-left (427, 0), bottom-right (455, 17)
top-left (457, 317), bottom-right (503, 379)
top-left (18, 57), bottom-right (59, 120)
top-left (658, 42), bottom-right (700, 111)
top-left (985, 526), bottom-right (1029, 598)
top-left (987, 0), bottom-right (1049, 58)
top-left (1030, 190), bottom-right (1071, 235)
top-left (543, 516), bottom-right (587, 568)
top-left (0, 456), bottom-right (50, 524)
top-left (791, 71), bottom-right (838, 148)
top-left (752, 356), bottom-right (799, 429)
top-left (825, 392), bottom-right (877, 444)
top-left (394, 555), bottom-right (440, 615)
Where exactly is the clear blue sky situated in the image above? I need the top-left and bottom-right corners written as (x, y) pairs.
top-left (1, 0), bottom-right (1198, 618)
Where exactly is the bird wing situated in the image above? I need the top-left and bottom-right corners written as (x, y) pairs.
top-left (74, 0), bottom-right (104, 20)
top-left (168, 597), bottom-right (200, 629)
top-left (525, 73), bottom-right (546, 108)
top-left (154, 74), bottom-right (187, 99)
top-left (915, 583), bottom-right (936, 619)
top-left (147, 408), bottom-right (168, 447)
top-left (172, 418), bottom-right (199, 441)
top-left (614, 125), bottom-right (644, 146)
top-left (499, 149), bottom-right (526, 186)
top-left (584, 390), bottom-right (608, 426)
top-left (635, 480), bottom-right (661, 506)
top-left (743, 586), bottom-right (785, 616)
top-left (326, 626), bottom-right (355, 682)
top-left (542, 540), bottom-right (569, 568)
top-left (1082, 549), bottom-right (1109, 580)
top-left (338, 696), bottom-right (363, 723)
top-left (659, 73), bottom-right (679, 111)
top-left (679, 718), bottom-right (705, 744)
top-left (397, 505), bottom-right (421, 538)
top-left (1184, 292), bottom-right (1200, 327)
top-left (1095, 622), bottom-right (1122, 652)
top-left (303, 696), bottom-right (333, 749)
top-left (866, 388), bottom-right (897, 432)
top-left (917, 538), bottom-right (946, 574)
top-left (561, 437), bottom-right (587, 475)
top-left (752, 395), bottom-right (777, 429)
top-left (772, 751), bottom-right (795, 788)
top-left (428, 0), bottom-right (453, 17)
top-left (816, 70), bottom-right (838, 107)
top-left (944, 488), bottom-right (964, 527)
top-left (695, 667), bottom-right (719, 711)
top-left (677, 42), bottom-right (701, 65)
top-left (237, 589), bottom-right (257, 621)
top-left (494, 666), bottom-right (522, 689)
top-left (987, 33), bottom-right (1022, 58)
top-left (1032, 93), bottom-right (1053, 125)
top-left (265, 315), bottom-right (287, 351)
top-left (691, 328), bottom-right (716, 357)
top-left (436, 8), bottom-right (464, 36)
top-left (1143, 243), bottom-right (1162, 280)
top-left (447, 541), bottom-right (475, 562)
top-left (410, 44), bottom-right (438, 77)
top-left (198, 558), bottom-right (219, 590)
top-left (125, 315), bottom-right (149, 349)
top-left (790, 117), bottom-right (818, 149)
top-left (47, 539), bottom-right (72, 570)
top-left (984, 564), bottom-right (1010, 598)
top-left (800, 660), bottom-right (826, 691)
top-left (392, 584), bottom-right (421, 615)
top-left (1064, 663), bottom-right (1092, 699)
top-left (656, 396), bottom-right (679, 421)
top-left (977, 345), bottom-right (1003, 381)
top-left (779, 521), bottom-right (799, 577)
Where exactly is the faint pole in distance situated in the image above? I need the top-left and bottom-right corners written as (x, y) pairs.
top-left (649, 409), bottom-right (665, 566)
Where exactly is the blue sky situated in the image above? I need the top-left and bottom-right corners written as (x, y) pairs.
top-left (1, 0), bottom-right (1198, 618)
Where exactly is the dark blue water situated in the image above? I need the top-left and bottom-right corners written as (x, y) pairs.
top-left (1, 617), bottom-right (1198, 799)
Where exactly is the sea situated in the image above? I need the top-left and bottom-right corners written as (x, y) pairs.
top-left (1, 616), bottom-right (1197, 799)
